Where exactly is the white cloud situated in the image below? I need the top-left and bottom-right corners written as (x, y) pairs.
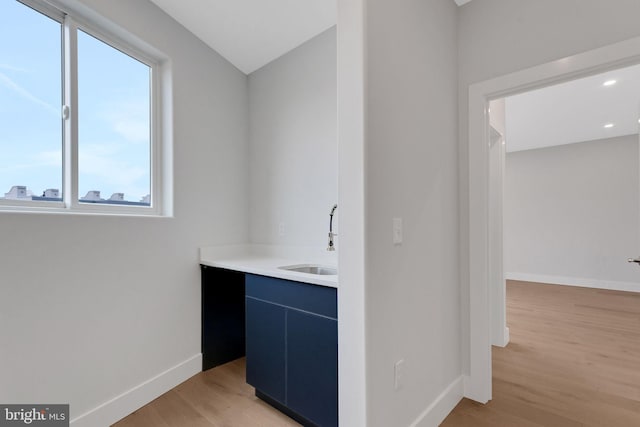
top-left (0, 150), bottom-right (61, 172)
top-left (0, 149), bottom-right (62, 194)
top-left (0, 72), bottom-right (58, 116)
top-left (79, 143), bottom-right (149, 199)
top-left (101, 99), bottom-right (149, 144)
top-left (0, 64), bottom-right (29, 73)
top-left (0, 145), bottom-right (149, 200)
top-left (36, 150), bottom-right (62, 166)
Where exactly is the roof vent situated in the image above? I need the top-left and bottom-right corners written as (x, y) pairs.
top-left (81, 190), bottom-right (103, 201)
top-left (5, 185), bottom-right (31, 200)
top-left (44, 189), bottom-right (60, 198)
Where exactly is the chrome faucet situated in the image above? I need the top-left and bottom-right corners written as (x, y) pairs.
top-left (327, 204), bottom-right (338, 251)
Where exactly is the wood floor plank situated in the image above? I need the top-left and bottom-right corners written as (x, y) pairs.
top-left (113, 358), bottom-right (299, 427)
top-left (144, 392), bottom-right (215, 427)
top-left (442, 280), bottom-right (640, 426)
top-left (112, 404), bottom-right (172, 427)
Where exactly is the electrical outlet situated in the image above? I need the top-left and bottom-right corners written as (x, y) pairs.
top-left (393, 218), bottom-right (403, 245)
top-left (278, 222), bottom-right (285, 237)
top-left (394, 359), bottom-right (404, 390)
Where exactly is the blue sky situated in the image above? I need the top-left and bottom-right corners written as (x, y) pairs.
top-left (0, 0), bottom-right (150, 202)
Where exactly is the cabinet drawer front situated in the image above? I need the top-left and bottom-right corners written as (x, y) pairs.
top-left (246, 274), bottom-right (337, 319)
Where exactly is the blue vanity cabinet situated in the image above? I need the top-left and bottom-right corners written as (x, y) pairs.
top-left (245, 274), bottom-right (338, 427)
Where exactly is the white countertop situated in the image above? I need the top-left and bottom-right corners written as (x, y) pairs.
top-left (200, 245), bottom-right (338, 288)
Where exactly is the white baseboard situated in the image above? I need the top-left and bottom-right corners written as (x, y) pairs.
top-left (505, 272), bottom-right (640, 293)
top-left (463, 374), bottom-right (490, 404)
top-left (70, 354), bottom-right (202, 427)
top-left (409, 376), bottom-right (463, 427)
top-left (492, 326), bottom-right (510, 348)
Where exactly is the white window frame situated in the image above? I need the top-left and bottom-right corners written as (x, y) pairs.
top-left (0, 0), bottom-right (169, 217)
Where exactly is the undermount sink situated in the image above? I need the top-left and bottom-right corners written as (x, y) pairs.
top-left (278, 264), bottom-right (338, 276)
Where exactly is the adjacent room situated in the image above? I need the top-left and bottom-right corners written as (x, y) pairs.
top-left (444, 64), bottom-right (640, 425)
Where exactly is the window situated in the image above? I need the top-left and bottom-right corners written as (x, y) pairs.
top-left (0, 0), bottom-right (165, 214)
top-left (0, 1), bottom-right (62, 205)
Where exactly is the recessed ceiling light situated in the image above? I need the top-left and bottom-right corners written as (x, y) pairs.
top-left (603, 79), bottom-right (617, 86)
top-left (604, 123), bottom-right (615, 128)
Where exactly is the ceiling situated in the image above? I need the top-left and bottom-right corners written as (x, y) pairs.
top-left (505, 64), bottom-right (640, 152)
top-left (149, 0), bottom-right (472, 75)
top-left (148, 0), bottom-right (336, 74)
top-left (148, 0), bottom-right (629, 154)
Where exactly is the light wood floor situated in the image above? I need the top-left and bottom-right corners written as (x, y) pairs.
top-left (442, 280), bottom-right (640, 426)
top-left (112, 358), bottom-right (300, 427)
top-left (115, 280), bottom-right (640, 426)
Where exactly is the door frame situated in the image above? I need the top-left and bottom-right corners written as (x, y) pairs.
top-left (466, 35), bottom-right (640, 403)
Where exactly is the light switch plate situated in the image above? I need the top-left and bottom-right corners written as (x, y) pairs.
top-left (393, 217), bottom-right (403, 245)
top-left (394, 359), bottom-right (404, 390)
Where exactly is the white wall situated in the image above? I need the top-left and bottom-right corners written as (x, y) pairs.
top-left (505, 135), bottom-right (640, 289)
top-left (458, 0), bottom-right (640, 374)
top-left (364, 0), bottom-right (461, 425)
top-left (0, 0), bottom-right (249, 423)
top-left (248, 28), bottom-right (337, 249)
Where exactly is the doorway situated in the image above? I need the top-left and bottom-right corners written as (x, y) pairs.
top-left (466, 35), bottom-right (640, 403)
top-left (489, 64), bottom-right (640, 347)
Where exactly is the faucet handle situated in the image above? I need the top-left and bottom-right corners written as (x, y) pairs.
top-left (327, 232), bottom-right (337, 251)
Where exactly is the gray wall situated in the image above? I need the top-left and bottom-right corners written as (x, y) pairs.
top-left (248, 28), bottom-right (337, 248)
top-left (0, 0), bottom-right (249, 420)
top-left (364, 0), bottom-right (460, 425)
top-left (458, 0), bottom-right (640, 374)
top-left (505, 135), bottom-right (640, 288)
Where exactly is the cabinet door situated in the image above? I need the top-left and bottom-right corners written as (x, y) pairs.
top-left (286, 310), bottom-right (338, 427)
top-left (245, 297), bottom-right (286, 404)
